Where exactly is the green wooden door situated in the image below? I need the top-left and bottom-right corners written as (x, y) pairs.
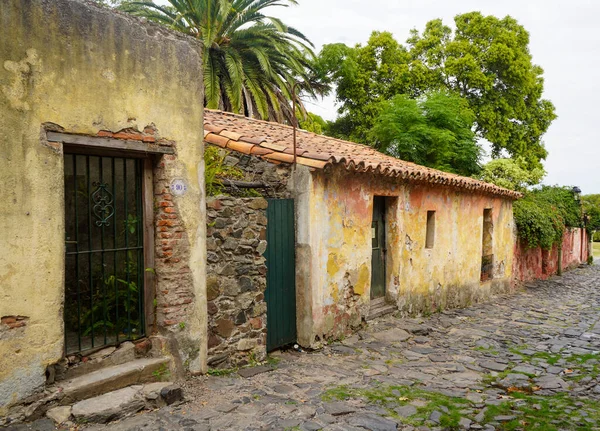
top-left (371, 196), bottom-right (386, 299)
top-left (264, 199), bottom-right (297, 351)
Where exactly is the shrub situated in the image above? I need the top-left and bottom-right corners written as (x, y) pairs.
top-left (514, 186), bottom-right (582, 249)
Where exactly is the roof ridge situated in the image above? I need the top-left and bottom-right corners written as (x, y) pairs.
top-left (203, 110), bottom-right (522, 199)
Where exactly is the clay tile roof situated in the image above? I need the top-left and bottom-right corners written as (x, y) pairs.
top-left (203, 109), bottom-right (522, 199)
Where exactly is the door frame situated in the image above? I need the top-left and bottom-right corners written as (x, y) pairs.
top-left (55, 132), bottom-right (159, 349)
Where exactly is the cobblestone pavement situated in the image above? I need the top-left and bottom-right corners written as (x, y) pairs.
top-left (89, 266), bottom-right (600, 430)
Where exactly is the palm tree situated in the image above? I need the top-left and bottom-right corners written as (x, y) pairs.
top-left (121, 0), bottom-right (324, 124)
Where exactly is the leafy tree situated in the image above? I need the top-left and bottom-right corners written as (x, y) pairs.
top-left (121, 0), bottom-right (323, 124)
top-left (297, 111), bottom-right (328, 134)
top-left (319, 13), bottom-right (556, 171)
top-left (315, 32), bottom-right (413, 143)
top-left (582, 195), bottom-right (600, 235)
top-left (370, 91), bottom-right (481, 176)
top-left (478, 157), bottom-right (545, 191)
top-left (408, 13), bottom-right (556, 170)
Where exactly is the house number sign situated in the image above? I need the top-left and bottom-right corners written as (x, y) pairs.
top-left (170, 178), bottom-right (187, 196)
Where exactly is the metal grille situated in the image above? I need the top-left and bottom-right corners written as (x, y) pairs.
top-left (64, 153), bottom-right (145, 354)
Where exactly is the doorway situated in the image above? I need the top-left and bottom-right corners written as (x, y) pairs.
top-left (63, 152), bottom-right (147, 354)
top-left (371, 196), bottom-right (386, 299)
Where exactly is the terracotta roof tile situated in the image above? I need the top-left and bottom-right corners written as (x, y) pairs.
top-left (203, 110), bottom-right (522, 199)
top-left (205, 132), bottom-right (229, 148)
top-left (260, 141), bottom-right (288, 152)
top-left (263, 152), bottom-right (295, 164)
top-left (226, 140), bottom-right (255, 154)
top-left (220, 130), bottom-right (243, 141)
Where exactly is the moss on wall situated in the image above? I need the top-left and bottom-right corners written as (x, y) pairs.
top-left (0, 0), bottom-right (205, 414)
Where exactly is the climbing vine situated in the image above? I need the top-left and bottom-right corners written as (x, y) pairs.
top-left (514, 186), bottom-right (582, 249)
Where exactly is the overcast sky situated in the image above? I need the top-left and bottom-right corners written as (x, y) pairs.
top-left (274, 0), bottom-right (600, 193)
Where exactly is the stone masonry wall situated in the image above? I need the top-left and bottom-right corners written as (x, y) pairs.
top-left (206, 196), bottom-right (268, 368)
top-left (218, 148), bottom-right (292, 198)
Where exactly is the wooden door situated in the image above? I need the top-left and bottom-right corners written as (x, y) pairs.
top-left (371, 196), bottom-right (386, 299)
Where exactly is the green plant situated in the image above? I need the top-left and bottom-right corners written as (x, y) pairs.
top-left (179, 322), bottom-right (186, 330)
top-left (120, 0), bottom-right (326, 124)
top-left (514, 186), bottom-right (582, 249)
top-left (207, 367), bottom-right (238, 376)
top-left (152, 364), bottom-right (170, 380)
top-left (204, 146), bottom-right (244, 196)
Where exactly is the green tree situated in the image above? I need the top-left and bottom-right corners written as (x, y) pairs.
top-left (297, 111), bottom-right (327, 134)
top-left (478, 157), bottom-right (545, 191)
top-left (319, 13), bottom-right (556, 171)
top-left (315, 32), bottom-right (413, 143)
top-left (121, 0), bottom-right (323, 124)
top-left (582, 195), bottom-right (600, 235)
top-left (370, 91), bottom-right (481, 176)
top-left (408, 13), bottom-right (556, 170)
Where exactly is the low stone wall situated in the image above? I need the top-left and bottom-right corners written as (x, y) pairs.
top-left (513, 228), bottom-right (589, 283)
top-left (206, 196), bottom-right (268, 368)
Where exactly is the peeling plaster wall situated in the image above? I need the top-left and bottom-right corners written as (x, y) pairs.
top-left (0, 0), bottom-right (205, 413)
top-left (395, 182), bottom-right (515, 315)
top-left (513, 228), bottom-right (589, 283)
top-left (296, 167), bottom-right (515, 345)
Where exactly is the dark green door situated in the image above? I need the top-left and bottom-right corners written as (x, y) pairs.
top-left (264, 199), bottom-right (297, 351)
top-left (371, 196), bottom-right (386, 299)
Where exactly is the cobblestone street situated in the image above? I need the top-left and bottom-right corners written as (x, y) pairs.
top-left (47, 266), bottom-right (600, 430)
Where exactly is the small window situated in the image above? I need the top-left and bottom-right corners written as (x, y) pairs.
top-left (425, 211), bottom-right (435, 249)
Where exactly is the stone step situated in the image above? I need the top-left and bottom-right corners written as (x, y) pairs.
top-left (57, 357), bottom-right (171, 405)
top-left (366, 302), bottom-right (396, 321)
top-left (59, 340), bottom-right (145, 381)
top-left (47, 382), bottom-right (183, 425)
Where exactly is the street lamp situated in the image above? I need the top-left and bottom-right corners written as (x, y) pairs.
top-left (572, 186), bottom-right (582, 203)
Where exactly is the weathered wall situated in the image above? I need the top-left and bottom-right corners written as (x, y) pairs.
top-left (0, 0), bottom-right (205, 414)
top-left (513, 228), bottom-right (588, 283)
top-left (206, 197), bottom-right (268, 368)
top-left (295, 166), bottom-right (515, 345)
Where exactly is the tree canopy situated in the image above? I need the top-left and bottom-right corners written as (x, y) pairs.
top-left (477, 157), bottom-right (546, 192)
top-left (121, 0), bottom-right (324, 124)
top-left (318, 12), bottom-right (557, 171)
top-left (370, 92), bottom-right (481, 176)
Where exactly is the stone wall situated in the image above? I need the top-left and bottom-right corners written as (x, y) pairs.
top-left (206, 196), bottom-right (268, 368)
top-left (218, 147), bottom-right (292, 198)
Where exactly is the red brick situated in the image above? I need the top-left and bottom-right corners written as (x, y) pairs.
top-left (97, 130), bottom-right (113, 138)
top-left (142, 135), bottom-right (156, 143)
top-left (113, 131), bottom-right (144, 141)
top-left (1, 316), bottom-right (17, 325)
top-left (164, 207), bottom-right (176, 214)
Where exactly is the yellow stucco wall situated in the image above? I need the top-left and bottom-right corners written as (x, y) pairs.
top-left (0, 0), bottom-right (205, 413)
top-left (296, 167), bottom-right (515, 345)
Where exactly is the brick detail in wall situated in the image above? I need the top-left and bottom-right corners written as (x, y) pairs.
top-left (206, 196), bottom-right (268, 368)
top-left (153, 151), bottom-right (195, 328)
